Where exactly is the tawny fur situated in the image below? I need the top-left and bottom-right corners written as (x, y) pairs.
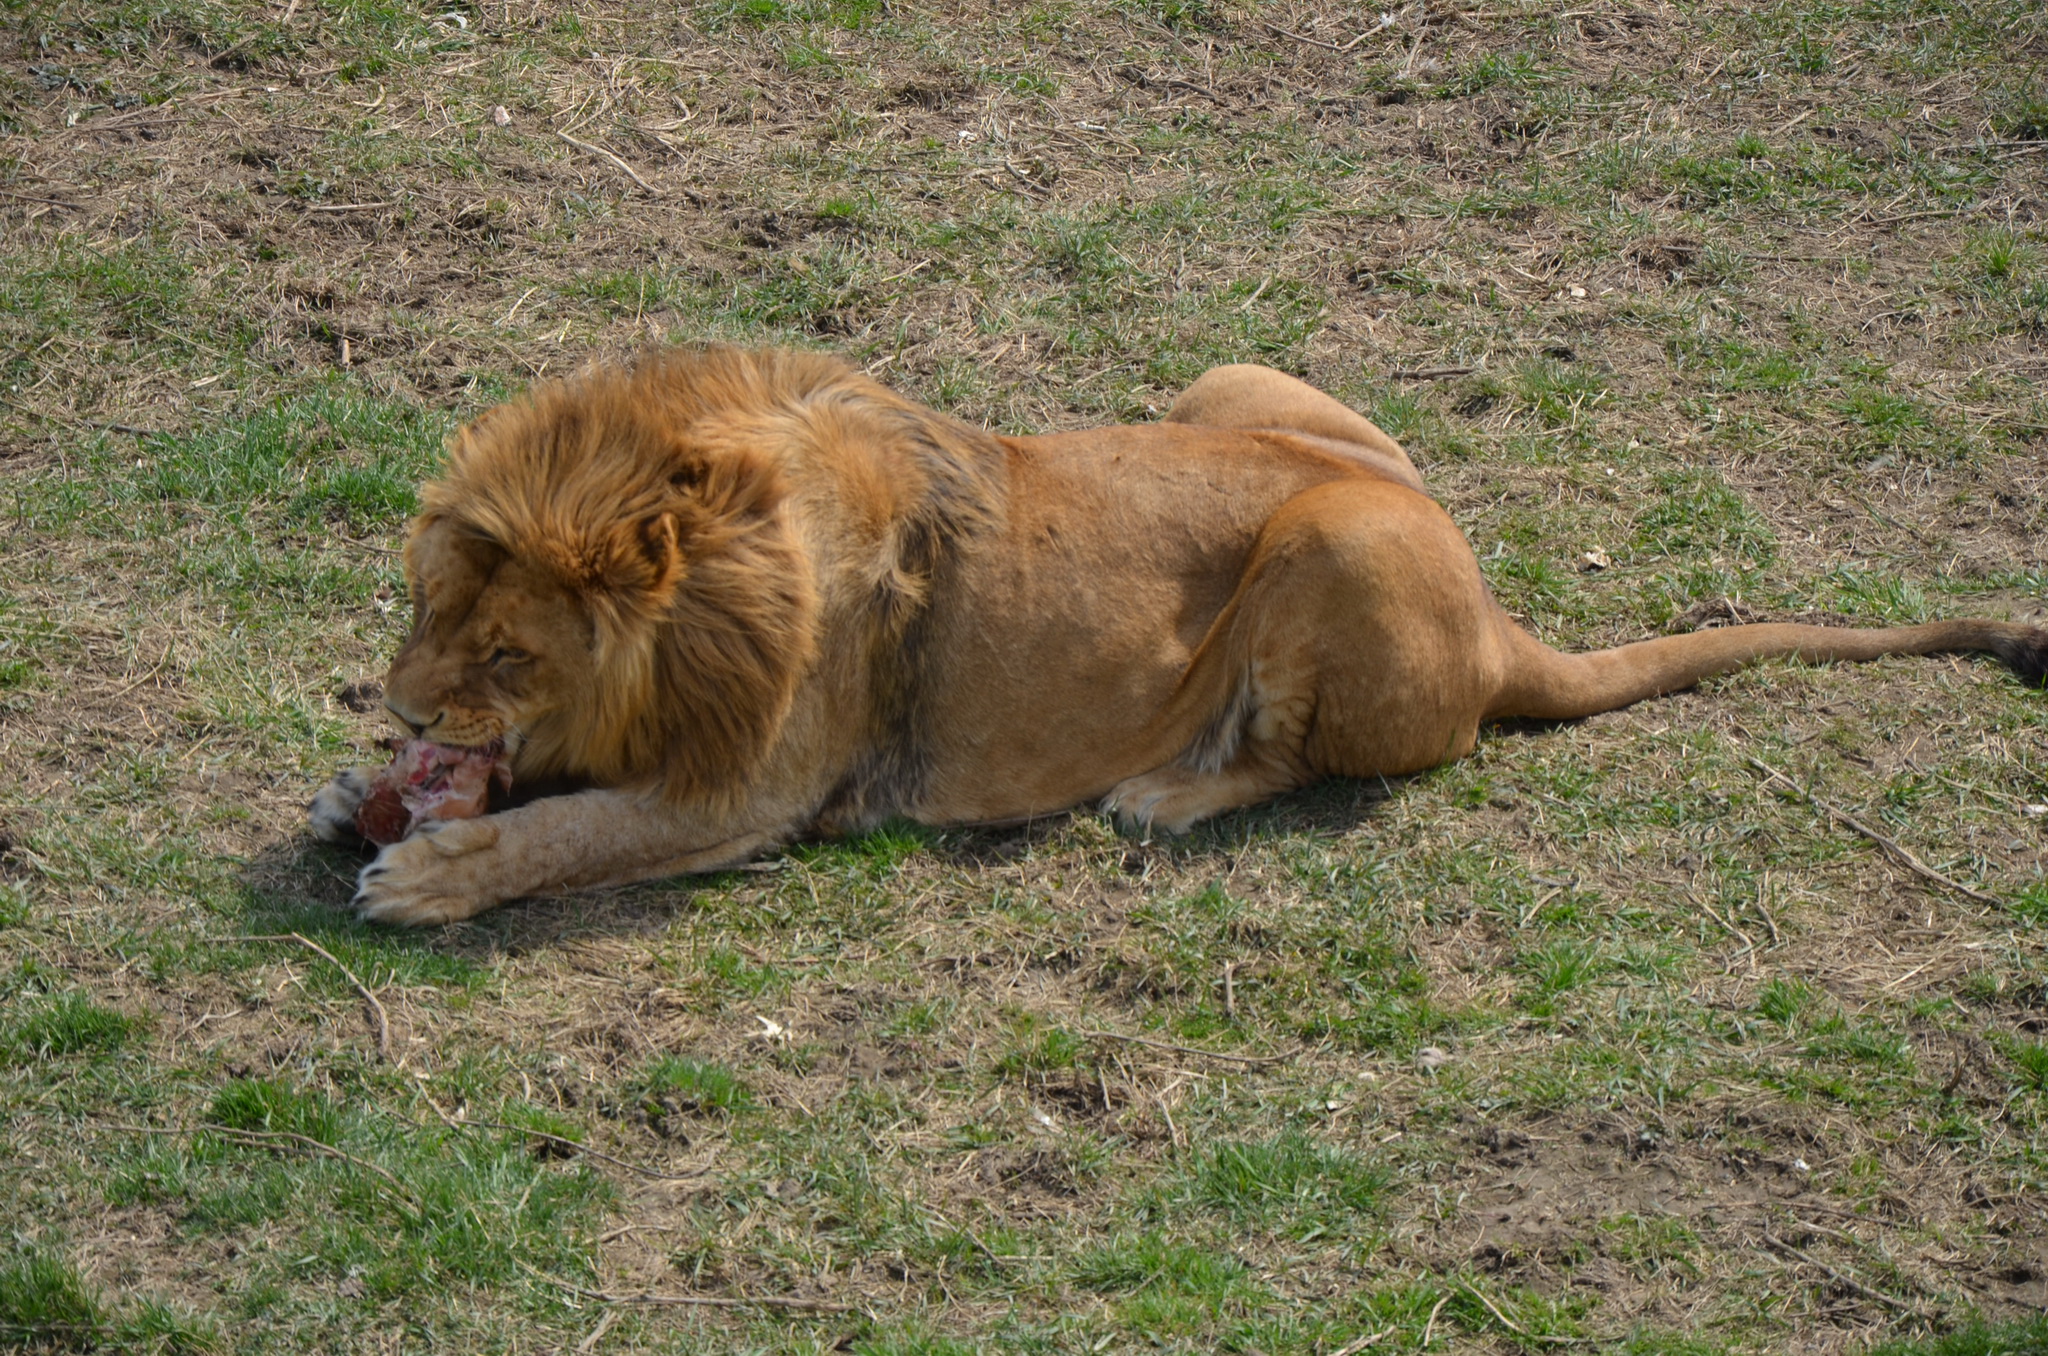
top-left (313, 347), bottom-right (2048, 926)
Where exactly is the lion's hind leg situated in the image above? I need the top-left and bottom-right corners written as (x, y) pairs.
top-left (1105, 477), bottom-right (1506, 835)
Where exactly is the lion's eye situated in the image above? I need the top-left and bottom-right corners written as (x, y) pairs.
top-left (488, 647), bottom-right (528, 668)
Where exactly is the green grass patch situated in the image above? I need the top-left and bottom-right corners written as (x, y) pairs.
top-left (206, 1076), bottom-right (343, 1143)
top-left (1756, 976), bottom-right (1816, 1026)
top-left (110, 1091), bottom-right (611, 1306)
top-left (698, 0), bottom-right (884, 27)
top-left (1070, 1232), bottom-right (1264, 1336)
top-left (0, 1249), bottom-right (103, 1352)
top-left (1995, 1037), bottom-right (2048, 1092)
top-left (1176, 1131), bottom-right (1388, 1239)
top-left (105, 390), bottom-right (447, 527)
top-left (629, 1055), bottom-right (752, 1116)
top-left (1868, 1315), bottom-right (2048, 1356)
top-left (2, 992), bottom-right (136, 1063)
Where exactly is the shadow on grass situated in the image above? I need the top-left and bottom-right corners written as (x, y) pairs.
top-left (911, 772), bottom-right (1402, 870)
top-left (236, 826), bottom-right (747, 962)
top-left (230, 768), bottom-right (1408, 956)
top-left (227, 837), bottom-right (502, 984)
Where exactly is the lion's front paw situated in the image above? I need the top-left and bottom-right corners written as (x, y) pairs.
top-left (352, 819), bottom-right (504, 927)
top-left (309, 767), bottom-right (375, 845)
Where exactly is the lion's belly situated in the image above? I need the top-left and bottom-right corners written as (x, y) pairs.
top-left (910, 427), bottom-right (1365, 823)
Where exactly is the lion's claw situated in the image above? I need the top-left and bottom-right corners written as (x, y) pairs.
top-left (352, 826), bottom-right (499, 926)
top-left (1105, 764), bottom-right (1288, 836)
top-left (1102, 775), bottom-right (1197, 837)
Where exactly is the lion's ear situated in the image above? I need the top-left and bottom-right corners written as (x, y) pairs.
top-left (667, 429), bottom-right (785, 522)
top-left (606, 509), bottom-right (685, 608)
top-left (573, 509), bottom-right (685, 617)
top-left (640, 510), bottom-right (684, 595)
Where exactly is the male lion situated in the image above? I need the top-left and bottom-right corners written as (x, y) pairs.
top-left (311, 346), bottom-right (2048, 926)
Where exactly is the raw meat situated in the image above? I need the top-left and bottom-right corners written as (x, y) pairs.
top-left (354, 738), bottom-right (511, 846)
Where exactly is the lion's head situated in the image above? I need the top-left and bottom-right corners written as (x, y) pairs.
top-left (381, 345), bottom-right (1006, 810)
top-left (383, 347), bottom-right (843, 804)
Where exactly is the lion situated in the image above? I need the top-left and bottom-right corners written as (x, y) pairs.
top-left (309, 346), bottom-right (2048, 926)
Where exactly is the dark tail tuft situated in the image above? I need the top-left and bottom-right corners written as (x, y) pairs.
top-left (1993, 625), bottom-right (2048, 687)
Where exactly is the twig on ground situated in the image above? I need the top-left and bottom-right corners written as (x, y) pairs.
top-left (1156, 1093), bottom-right (1183, 1156)
top-left (1784, 1215), bottom-right (1862, 1247)
top-left (231, 932), bottom-right (391, 1059)
top-left (1458, 1281), bottom-right (1592, 1343)
top-left (1002, 159), bottom-right (1052, 196)
top-left (0, 187), bottom-right (81, 208)
top-left (300, 201), bottom-right (394, 213)
top-left (1326, 1326), bottom-right (1396, 1355)
top-left (335, 533), bottom-right (401, 557)
top-left (555, 131), bottom-right (659, 194)
top-left (1753, 876), bottom-right (1784, 947)
top-left (1775, 1213), bottom-right (1945, 1294)
top-left (1746, 757), bottom-right (2003, 906)
top-left (526, 1265), bottom-right (852, 1312)
top-left (108, 647), bottom-right (175, 700)
top-left (1689, 891), bottom-right (1757, 968)
top-left (1420, 1293), bottom-right (1452, 1347)
top-left (1080, 1028), bottom-right (1291, 1065)
top-left (1868, 203), bottom-right (1987, 226)
top-left (1389, 366), bottom-right (1477, 379)
top-left (1763, 1229), bottom-right (1916, 1314)
top-left (1264, 21), bottom-right (1384, 52)
top-left (573, 1307), bottom-right (618, 1354)
top-left (415, 1083), bottom-right (466, 1130)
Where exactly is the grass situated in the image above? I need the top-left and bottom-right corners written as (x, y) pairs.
top-left (0, 1250), bottom-right (105, 1352)
top-left (2, 991), bottom-right (137, 1062)
top-left (0, 1246), bottom-right (218, 1353)
top-left (106, 1075), bottom-right (611, 1314)
top-left (1, 0), bottom-right (2046, 1352)
top-left (630, 1053), bottom-right (753, 1116)
top-left (1870, 1316), bottom-right (2048, 1356)
top-left (1177, 1131), bottom-right (1388, 1238)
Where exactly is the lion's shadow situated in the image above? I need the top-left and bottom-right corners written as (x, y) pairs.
top-left (908, 772), bottom-right (1404, 871)
top-left (238, 772), bottom-right (1412, 958)
top-left (238, 836), bottom-right (690, 964)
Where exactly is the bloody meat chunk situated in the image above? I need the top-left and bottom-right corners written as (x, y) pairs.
top-left (354, 738), bottom-right (512, 846)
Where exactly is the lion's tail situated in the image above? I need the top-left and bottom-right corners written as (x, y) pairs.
top-left (1486, 616), bottom-right (2048, 722)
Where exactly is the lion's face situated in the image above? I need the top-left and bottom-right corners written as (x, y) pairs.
top-left (383, 517), bottom-right (599, 760)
